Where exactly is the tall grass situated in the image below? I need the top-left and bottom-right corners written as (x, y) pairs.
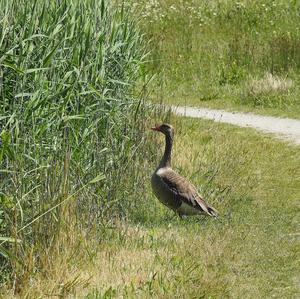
top-left (130, 0), bottom-right (300, 115)
top-left (0, 0), bottom-right (151, 292)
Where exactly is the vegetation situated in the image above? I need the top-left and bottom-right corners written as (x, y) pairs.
top-left (3, 116), bottom-right (299, 298)
top-left (131, 0), bottom-right (300, 118)
top-left (84, 117), bottom-right (299, 298)
top-left (0, 0), bottom-right (151, 293)
top-left (1, 0), bottom-right (299, 298)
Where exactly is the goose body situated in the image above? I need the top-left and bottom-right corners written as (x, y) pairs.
top-left (151, 123), bottom-right (218, 217)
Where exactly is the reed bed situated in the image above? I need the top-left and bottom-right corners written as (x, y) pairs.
top-left (0, 0), bottom-right (152, 292)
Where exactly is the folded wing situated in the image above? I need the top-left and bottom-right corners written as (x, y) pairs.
top-left (159, 169), bottom-right (218, 217)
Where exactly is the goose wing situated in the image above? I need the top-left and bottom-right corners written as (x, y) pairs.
top-left (160, 168), bottom-right (218, 217)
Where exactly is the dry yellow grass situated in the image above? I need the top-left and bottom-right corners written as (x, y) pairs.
top-left (244, 72), bottom-right (294, 97)
top-left (3, 223), bottom-right (232, 298)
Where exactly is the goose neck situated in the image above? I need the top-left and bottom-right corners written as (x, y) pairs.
top-left (159, 134), bottom-right (172, 168)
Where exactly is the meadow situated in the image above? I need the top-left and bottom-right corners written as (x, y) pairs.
top-left (84, 117), bottom-right (300, 298)
top-left (131, 0), bottom-right (300, 118)
top-left (1, 0), bottom-right (300, 298)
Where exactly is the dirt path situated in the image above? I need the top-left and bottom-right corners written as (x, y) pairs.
top-left (172, 106), bottom-right (300, 145)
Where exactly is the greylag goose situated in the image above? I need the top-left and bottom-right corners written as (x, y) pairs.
top-left (151, 123), bottom-right (218, 217)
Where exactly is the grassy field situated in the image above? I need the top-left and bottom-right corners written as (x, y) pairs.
top-left (1, 1), bottom-right (300, 298)
top-left (130, 0), bottom-right (300, 118)
top-left (3, 116), bottom-right (299, 298)
top-left (78, 117), bottom-right (300, 298)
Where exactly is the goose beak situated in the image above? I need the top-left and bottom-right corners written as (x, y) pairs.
top-left (151, 124), bottom-right (160, 131)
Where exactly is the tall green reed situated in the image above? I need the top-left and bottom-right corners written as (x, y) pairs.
top-left (0, 0), bottom-right (150, 286)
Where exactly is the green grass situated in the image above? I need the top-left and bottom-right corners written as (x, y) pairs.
top-left (1, 1), bottom-right (300, 297)
top-left (130, 0), bottom-right (300, 118)
top-left (4, 116), bottom-right (299, 298)
top-left (87, 116), bottom-right (300, 298)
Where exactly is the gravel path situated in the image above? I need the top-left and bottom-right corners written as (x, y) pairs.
top-left (171, 106), bottom-right (300, 145)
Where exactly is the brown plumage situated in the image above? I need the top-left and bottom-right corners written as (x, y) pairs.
top-left (151, 123), bottom-right (218, 217)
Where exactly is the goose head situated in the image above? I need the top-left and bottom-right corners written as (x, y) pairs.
top-left (151, 123), bottom-right (174, 138)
